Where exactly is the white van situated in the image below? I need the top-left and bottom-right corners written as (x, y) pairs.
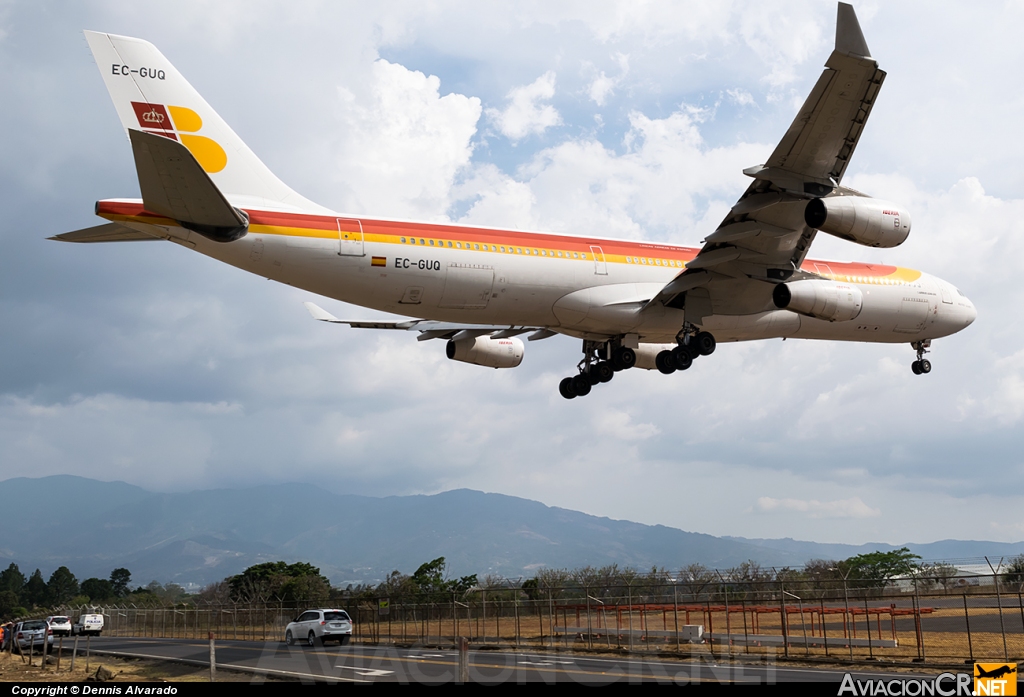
top-left (72, 614), bottom-right (104, 636)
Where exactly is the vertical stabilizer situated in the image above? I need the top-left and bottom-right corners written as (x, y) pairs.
top-left (84, 31), bottom-right (330, 214)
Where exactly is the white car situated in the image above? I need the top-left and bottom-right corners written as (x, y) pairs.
top-left (72, 614), bottom-right (104, 637)
top-left (11, 620), bottom-right (53, 653)
top-left (285, 609), bottom-right (353, 646)
top-left (45, 615), bottom-right (72, 637)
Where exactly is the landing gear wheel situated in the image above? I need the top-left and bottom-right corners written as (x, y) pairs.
top-left (559, 377), bottom-right (577, 399)
top-left (307, 631), bottom-right (317, 647)
top-left (286, 630), bottom-right (294, 646)
top-left (585, 367), bottom-right (601, 385)
top-left (656, 350), bottom-right (677, 374)
top-left (694, 331), bottom-right (716, 356)
top-left (594, 361), bottom-right (615, 383)
top-left (571, 374), bottom-right (592, 396)
top-left (611, 346), bottom-right (636, 371)
top-left (912, 361), bottom-right (922, 375)
top-left (920, 359), bottom-right (931, 374)
top-left (671, 346), bottom-right (693, 371)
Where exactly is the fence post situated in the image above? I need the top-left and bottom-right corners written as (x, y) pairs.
top-left (863, 596), bottom-right (873, 660)
top-left (984, 557), bottom-right (1009, 662)
top-left (626, 584), bottom-right (633, 653)
top-left (963, 593), bottom-right (973, 663)
top-left (208, 632), bottom-right (216, 682)
top-left (912, 583), bottom-right (924, 662)
top-left (673, 585), bottom-right (680, 652)
top-left (779, 582), bottom-right (789, 659)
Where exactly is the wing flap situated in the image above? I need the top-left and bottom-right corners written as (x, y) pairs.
top-left (302, 302), bottom-right (548, 340)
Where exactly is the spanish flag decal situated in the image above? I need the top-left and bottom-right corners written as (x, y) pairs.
top-left (371, 256), bottom-right (387, 267)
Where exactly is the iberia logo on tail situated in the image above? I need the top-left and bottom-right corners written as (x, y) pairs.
top-left (130, 102), bottom-right (227, 173)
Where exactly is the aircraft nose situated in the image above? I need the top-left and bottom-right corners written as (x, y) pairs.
top-left (964, 298), bottom-right (977, 326)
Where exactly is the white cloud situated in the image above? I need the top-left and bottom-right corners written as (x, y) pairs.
top-left (328, 59), bottom-right (481, 220)
top-left (725, 88), bottom-right (755, 107)
top-left (487, 71), bottom-right (561, 141)
top-left (584, 53), bottom-right (629, 107)
top-left (754, 496), bottom-right (881, 519)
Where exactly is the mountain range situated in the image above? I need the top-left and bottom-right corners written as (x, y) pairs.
top-left (2, 475), bottom-right (1021, 588)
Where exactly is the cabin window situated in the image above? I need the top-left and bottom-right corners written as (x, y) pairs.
top-left (447, 241), bottom-right (452, 247)
top-left (429, 239), bottom-right (435, 246)
top-left (401, 237), bottom-right (407, 243)
top-left (474, 243), bottom-right (480, 250)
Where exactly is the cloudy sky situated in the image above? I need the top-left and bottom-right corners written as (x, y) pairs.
top-left (2, 1), bottom-right (1023, 547)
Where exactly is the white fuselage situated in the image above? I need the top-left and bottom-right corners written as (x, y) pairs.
top-left (103, 201), bottom-right (977, 347)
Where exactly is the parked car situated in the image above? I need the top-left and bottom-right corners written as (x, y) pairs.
top-left (45, 615), bottom-right (72, 637)
top-left (285, 609), bottom-right (353, 646)
top-left (71, 613), bottom-right (104, 636)
top-left (11, 620), bottom-right (52, 653)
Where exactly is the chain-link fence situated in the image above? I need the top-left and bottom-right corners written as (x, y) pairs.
top-left (65, 573), bottom-right (1024, 665)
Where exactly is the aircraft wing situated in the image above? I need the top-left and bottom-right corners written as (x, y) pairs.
top-left (648, 3), bottom-right (884, 320)
top-left (303, 302), bottom-right (554, 341)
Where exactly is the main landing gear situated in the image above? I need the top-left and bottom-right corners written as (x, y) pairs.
top-left (559, 341), bottom-right (637, 400)
top-left (911, 339), bottom-right (932, 375)
top-left (655, 328), bottom-right (716, 375)
top-left (558, 327), bottom-right (719, 399)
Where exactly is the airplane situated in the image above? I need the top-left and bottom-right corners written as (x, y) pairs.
top-left (56, 3), bottom-right (976, 400)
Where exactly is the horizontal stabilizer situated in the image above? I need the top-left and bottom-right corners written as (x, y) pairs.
top-left (50, 222), bottom-right (162, 243)
top-left (130, 129), bottom-right (248, 242)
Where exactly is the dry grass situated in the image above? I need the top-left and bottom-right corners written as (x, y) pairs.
top-left (0, 646), bottom-right (273, 682)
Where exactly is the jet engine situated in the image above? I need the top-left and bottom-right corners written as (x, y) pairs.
top-left (804, 196), bottom-right (911, 248)
top-left (446, 336), bottom-right (524, 368)
top-left (773, 279), bottom-right (863, 322)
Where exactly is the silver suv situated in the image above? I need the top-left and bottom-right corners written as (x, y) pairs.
top-left (285, 609), bottom-right (353, 646)
top-left (11, 620), bottom-right (53, 653)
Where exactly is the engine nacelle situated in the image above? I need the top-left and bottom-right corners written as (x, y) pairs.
top-left (773, 279), bottom-right (863, 322)
top-left (446, 336), bottom-right (524, 368)
top-left (804, 196), bottom-right (911, 248)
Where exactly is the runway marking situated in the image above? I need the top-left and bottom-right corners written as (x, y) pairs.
top-left (336, 666), bottom-right (394, 677)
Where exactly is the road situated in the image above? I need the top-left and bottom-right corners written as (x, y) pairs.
top-left (85, 636), bottom-right (950, 684)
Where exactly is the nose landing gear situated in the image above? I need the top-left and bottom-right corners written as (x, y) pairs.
top-left (911, 340), bottom-right (932, 375)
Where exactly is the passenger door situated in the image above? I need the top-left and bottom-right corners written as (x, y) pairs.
top-left (337, 219), bottom-right (364, 256)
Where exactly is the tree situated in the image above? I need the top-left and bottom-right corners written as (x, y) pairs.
top-left (229, 561), bottom-right (331, 603)
top-left (521, 578), bottom-right (540, 601)
top-left (47, 566), bottom-right (80, 605)
top-left (407, 558), bottom-right (477, 600)
top-left (0, 590), bottom-right (19, 618)
top-left (0, 563), bottom-right (26, 601)
top-left (1004, 554), bottom-right (1024, 592)
top-left (918, 563), bottom-right (959, 593)
top-left (81, 578), bottom-right (115, 602)
top-left (110, 568), bottom-right (132, 598)
top-left (23, 569), bottom-right (47, 607)
top-left (678, 563), bottom-right (714, 600)
top-left (844, 548), bottom-right (921, 589)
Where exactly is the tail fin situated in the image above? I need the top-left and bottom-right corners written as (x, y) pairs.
top-left (84, 30), bottom-right (328, 214)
